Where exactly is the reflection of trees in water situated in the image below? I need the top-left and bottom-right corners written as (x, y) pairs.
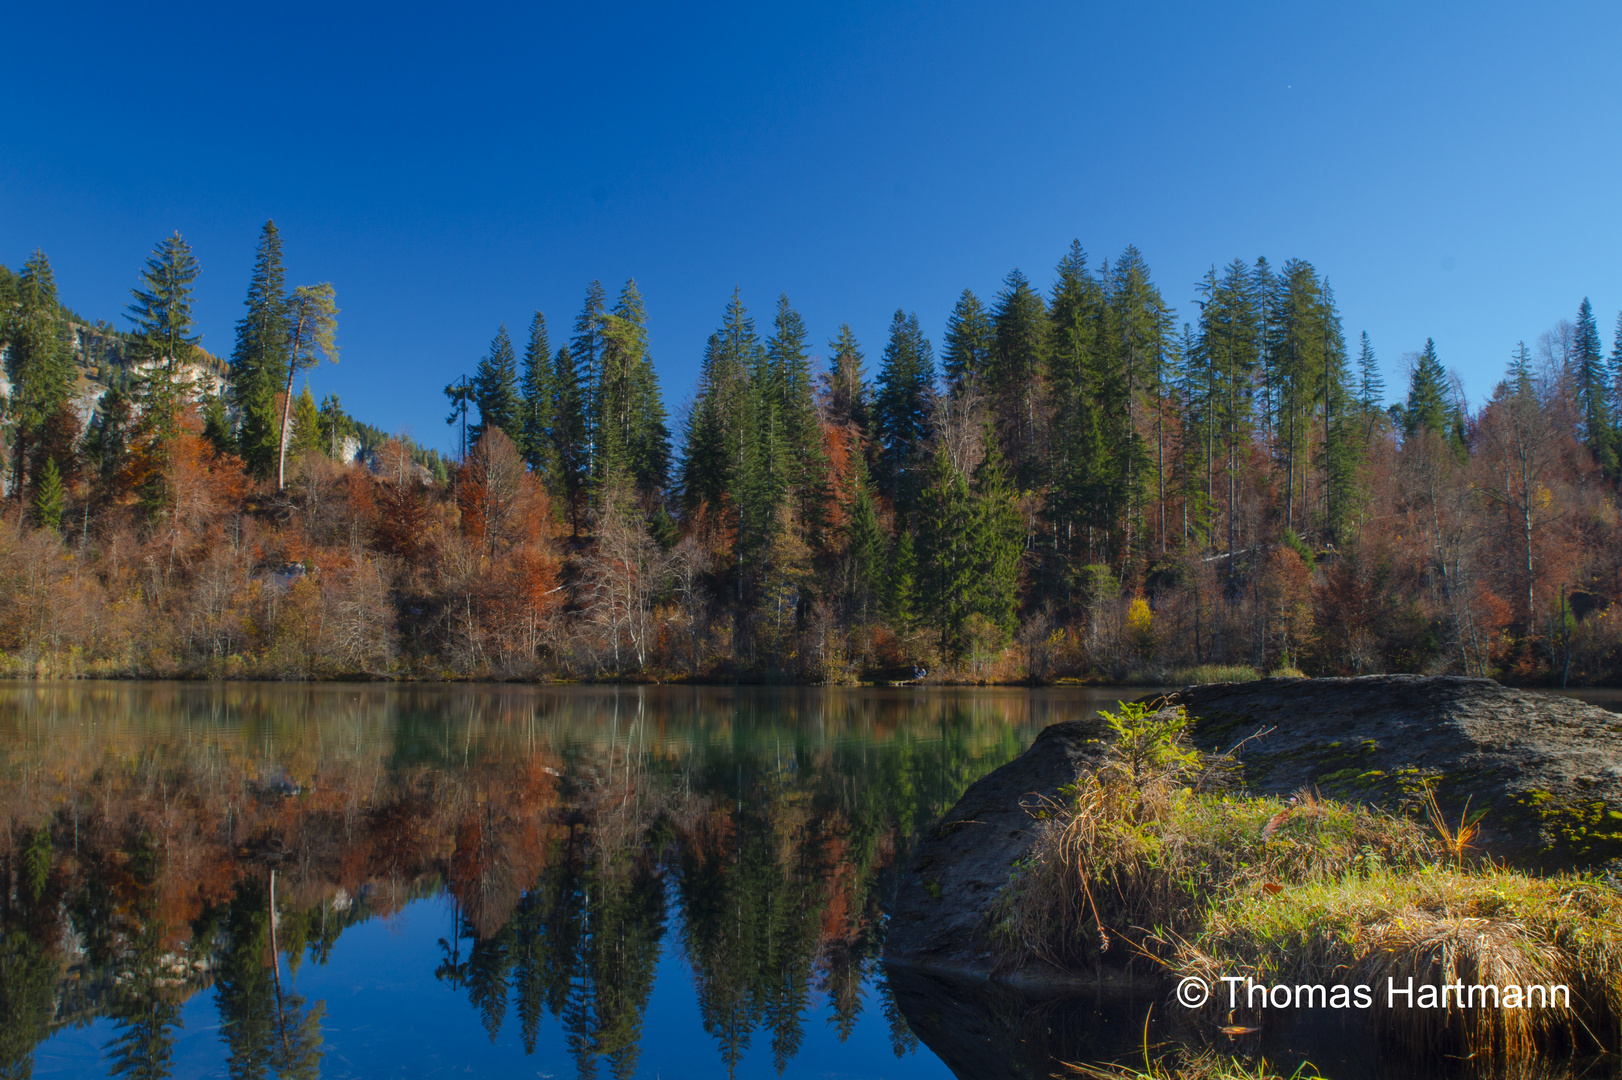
top-left (0, 686), bottom-right (1041, 1078)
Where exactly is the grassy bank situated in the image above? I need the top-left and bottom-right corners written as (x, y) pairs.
top-left (989, 702), bottom-right (1622, 1075)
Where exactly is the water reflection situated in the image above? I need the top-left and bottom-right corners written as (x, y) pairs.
top-left (0, 683), bottom-right (1107, 1079)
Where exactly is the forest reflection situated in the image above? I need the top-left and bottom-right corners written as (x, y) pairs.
top-left (0, 683), bottom-right (1072, 1078)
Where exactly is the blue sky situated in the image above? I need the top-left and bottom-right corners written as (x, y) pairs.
top-left (3, 1), bottom-right (1618, 453)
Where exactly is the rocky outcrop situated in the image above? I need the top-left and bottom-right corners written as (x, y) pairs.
top-left (883, 677), bottom-right (1622, 979)
top-left (884, 717), bottom-right (1110, 976)
top-left (1167, 676), bottom-right (1622, 869)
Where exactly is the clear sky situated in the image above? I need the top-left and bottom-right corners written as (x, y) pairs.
top-left (3, 1), bottom-right (1618, 453)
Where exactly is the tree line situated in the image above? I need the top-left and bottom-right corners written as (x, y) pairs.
top-left (2, 225), bottom-right (1621, 682)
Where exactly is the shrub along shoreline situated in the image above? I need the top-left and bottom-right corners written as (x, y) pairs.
top-left (989, 702), bottom-right (1622, 1077)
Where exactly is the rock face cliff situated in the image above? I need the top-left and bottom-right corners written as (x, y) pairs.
top-left (883, 677), bottom-right (1622, 978)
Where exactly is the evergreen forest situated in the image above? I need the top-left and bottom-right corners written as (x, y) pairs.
top-left (4, 225), bottom-right (1622, 684)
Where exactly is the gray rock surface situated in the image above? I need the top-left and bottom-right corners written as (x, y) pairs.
top-left (884, 676), bottom-right (1622, 981)
top-left (884, 717), bottom-right (1109, 974)
top-left (1166, 676), bottom-right (1622, 869)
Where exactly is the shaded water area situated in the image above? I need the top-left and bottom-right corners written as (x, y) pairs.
top-left (2, 683), bottom-right (1617, 1080)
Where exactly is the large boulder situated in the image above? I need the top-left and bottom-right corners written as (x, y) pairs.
top-left (1167, 676), bottom-right (1622, 870)
top-left (884, 677), bottom-right (1622, 980)
top-left (884, 717), bottom-right (1110, 976)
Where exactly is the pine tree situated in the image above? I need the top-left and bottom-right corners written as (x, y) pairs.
top-left (1403, 338), bottom-right (1450, 441)
top-left (989, 269), bottom-right (1049, 486)
top-left (872, 310), bottom-right (934, 514)
top-left (1572, 298), bottom-right (1616, 473)
top-left (941, 289), bottom-right (993, 399)
top-left (31, 455), bottom-right (63, 532)
top-left (277, 283), bottom-right (339, 489)
top-left (2, 250), bottom-right (72, 500)
top-left (471, 323), bottom-right (521, 446)
top-left (231, 221), bottom-right (289, 480)
top-left (518, 312), bottom-right (557, 479)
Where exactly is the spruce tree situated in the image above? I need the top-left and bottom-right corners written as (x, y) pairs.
top-left (843, 463), bottom-right (884, 624)
top-left (31, 456), bottom-right (63, 533)
top-left (915, 444), bottom-right (976, 658)
top-left (824, 325), bottom-right (869, 429)
top-left (941, 289), bottom-right (993, 399)
top-left (550, 343), bottom-right (590, 533)
top-left (1193, 260), bottom-right (1262, 562)
top-left (1355, 331), bottom-right (1385, 444)
top-left (1403, 338), bottom-right (1450, 441)
top-left (594, 280), bottom-right (669, 498)
top-left (1508, 341), bottom-right (1535, 396)
top-left (519, 312), bottom-right (556, 479)
top-left (989, 269), bottom-right (1049, 485)
top-left (766, 295), bottom-right (825, 533)
top-left (127, 231), bottom-right (203, 443)
top-left (571, 281), bottom-right (608, 479)
top-left (231, 221), bottom-right (289, 480)
top-left (3, 250), bottom-right (72, 500)
top-left (872, 310), bottom-right (934, 514)
top-left (970, 437), bottom-right (1023, 639)
top-left (471, 323), bottom-right (521, 446)
top-left (1572, 298), bottom-right (1616, 473)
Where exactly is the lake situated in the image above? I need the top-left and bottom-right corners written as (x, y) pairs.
top-left (1, 682), bottom-right (1616, 1080)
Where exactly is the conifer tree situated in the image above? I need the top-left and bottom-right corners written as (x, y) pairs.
top-left (3, 250), bottom-right (72, 499)
top-left (970, 437), bottom-right (1024, 639)
top-left (989, 270), bottom-right (1049, 485)
top-left (519, 312), bottom-right (556, 479)
top-left (594, 280), bottom-right (669, 498)
top-left (885, 530), bottom-right (916, 628)
top-left (872, 310), bottom-right (934, 514)
top-left (318, 393), bottom-right (349, 458)
top-left (231, 221), bottom-right (289, 479)
top-left (1572, 298), bottom-right (1616, 473)
top-left (843, 464), bottom-right (884, 625)
top-left (1355, 332), bottom-right (1385, 444)
top-left (1508, 341), bottom-right (1535, 395)
top-left (1403, 338), bottom-right (1450, 442)
top-left (550, 344), bottom-right (589, 533)
top-left (277, 283), bottom-right (339, 489)
top-left (127, 232), bottom-right (203, 436)
top-left (765, 295), bottom-right (825, 534)
top-left (822, 324), bottom-right (869, 436)
top-left (31, 456), bottom-right (63, 532)
top-left (571, 281), bottom-right (608, 479)
top-left (290, 382), bottom-right (322, 457)
top-left (915, 444), bottom-right (976, 658)
top-left (942, 290), bottom-right (993, 399)
top-left (471, 323), bottom-right (521, 446)
top-left (1193, 260), bottom-right (1262, 562)
top-left (1316, 282), bottom-right (1355, 541)
top-left (1611, 312), bottom-right (1622, 457)
top-left (1044, 243), bottom-right (1107, 575)
top-left (202, 391), bottom-right (234, 455)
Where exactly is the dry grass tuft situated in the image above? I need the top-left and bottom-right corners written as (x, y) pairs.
top-left (992, 701), bottom-right (1622, 1071)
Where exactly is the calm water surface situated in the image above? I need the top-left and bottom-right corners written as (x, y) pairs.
top-left (2, 683), bottom-right (1616, 1080)
top-left (0, 682), bottom-right (1157, 1080)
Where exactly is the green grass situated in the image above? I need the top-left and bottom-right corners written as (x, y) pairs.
top-left (990, 701), bottom-right (1622, 1071)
